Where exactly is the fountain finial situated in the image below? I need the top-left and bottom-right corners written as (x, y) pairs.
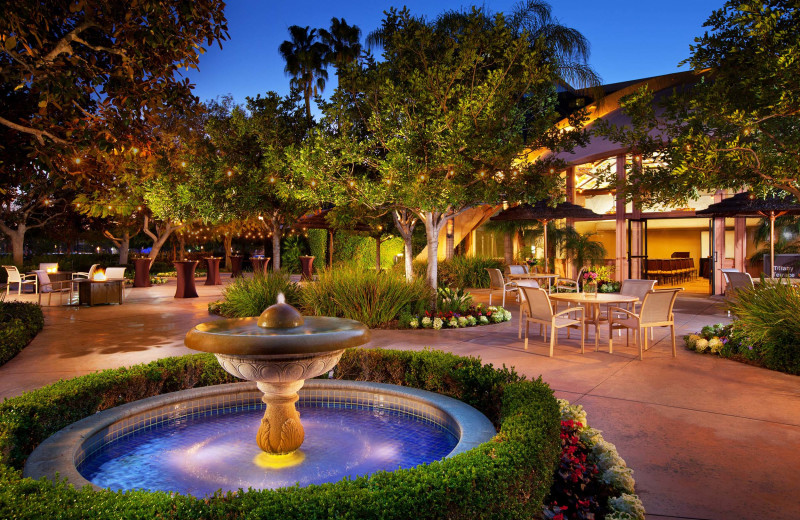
top-left (257, 292), bottom-right (304, 329)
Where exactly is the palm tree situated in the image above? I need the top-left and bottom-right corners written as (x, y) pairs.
top-left (560, 228), bottom-right (606, 270)
top-left (507, 0), bottom-right (600, 90)
top-left (279, 26), bottom-right (329, 120)
top-left (749, 215), bottom-right (800, 267)
top-left (320, 18), bottom-right (362, 78)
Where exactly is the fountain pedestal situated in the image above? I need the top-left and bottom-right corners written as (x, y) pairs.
top-left (185, 297), bottom-right (368, 455)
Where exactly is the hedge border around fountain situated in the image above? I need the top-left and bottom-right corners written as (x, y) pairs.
top-left (0, 349), bottom-right (561, 519)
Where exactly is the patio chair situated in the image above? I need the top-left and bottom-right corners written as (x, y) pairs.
top-left (516, 279), bottom-right (540, 339)
top-left (506, 265), bottom-right (527, 276)
top-left (612, 278), bottom-right (657, 338)
top-left (72, 264), bottom-right (100, 282)
top-left (4, 266), bottom-right (37, 295)
top-left (520, 285), bottom-right (584, 356)
top-left (104, 267), bottom-right (130, 299)
top-left (34, 270), bottom-right (73, 306)
top-left (486, 268), bottom-right (518, 307)
top-left (722, 270), bottom-right (753, 316)
top-left (105, 267), bottom-right (126, 279)
top-left (554, 266), bottom-right (586, 293)
top-left (608, 288), bottom-right (683, 360)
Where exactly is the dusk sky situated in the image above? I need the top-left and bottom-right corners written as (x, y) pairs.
top-left (186, 0), bottom-right (724, 106)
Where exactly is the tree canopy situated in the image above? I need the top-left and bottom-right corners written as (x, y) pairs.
top-left (597, 0), bottom-right (800, 205)
top-left (293, 5), bottom-right (591, 289)
top-left (0, 0), bottom-right (228, 178)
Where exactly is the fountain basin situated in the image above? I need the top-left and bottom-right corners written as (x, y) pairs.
top-left (24, 380), bottom-right (496, 494)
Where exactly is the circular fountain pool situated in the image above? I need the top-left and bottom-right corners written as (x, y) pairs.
top-left (25, 380), bottom-right (495, 496)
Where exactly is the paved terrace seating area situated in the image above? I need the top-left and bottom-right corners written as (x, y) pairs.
top-left (1, 277), bottom-right (798, 520)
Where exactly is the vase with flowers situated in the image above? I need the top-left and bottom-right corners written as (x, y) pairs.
top-left (582, 270), bottom-right (598, 297)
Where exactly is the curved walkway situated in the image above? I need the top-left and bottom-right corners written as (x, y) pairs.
top-left (1, 280), bottom-right (798, 519)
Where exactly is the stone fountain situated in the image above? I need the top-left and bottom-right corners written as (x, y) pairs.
top-left (184, 295), bottom-right (369, 454)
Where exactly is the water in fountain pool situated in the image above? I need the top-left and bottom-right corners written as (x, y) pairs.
top-left (79, 403), bottom-right (458, 497)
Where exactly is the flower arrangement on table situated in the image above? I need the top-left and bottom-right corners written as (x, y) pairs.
top-left (582, 270), bottom-right (599, 295)
top-left (407, 303), bottom-right (512, 329)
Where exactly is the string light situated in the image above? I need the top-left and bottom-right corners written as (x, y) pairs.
top-left (349, 180), bottom-right (355, 187)
top-left (74, 158), bottom-right (81, 165)
top-left (180, 161), bottom-right (186, 167)
top-left (269, 176), bottom-right (276, 183)
top-left (132, 148), bottom-right (139, 154)
top-left (227, 170), bottom-right (233, 177)
top-left (419, 174), bottom-right (425, 181)
top-left (310, 180), bottom-right (317, 187)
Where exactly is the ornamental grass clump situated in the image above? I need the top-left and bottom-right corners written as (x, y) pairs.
top-left (301, 264), bottom-right (432, 328)
top-left (216, 272), bottom-right (302, 317)
top-left (728, 279), bottom-right (800, 374)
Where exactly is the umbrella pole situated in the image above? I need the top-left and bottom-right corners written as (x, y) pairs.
top-left (770, 211), bottom-right (775, 279)
top-left (542, 219), bottom-right (548, 273)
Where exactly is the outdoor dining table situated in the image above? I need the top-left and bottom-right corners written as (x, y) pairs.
top-left (508, 272), bottom-right (559, 292)
top-left (173, 260), bottom-right (199, 298)
top-left (548, 292), bottom-right (638, 351)
top-left (204, 257), bottom-right (222, 286)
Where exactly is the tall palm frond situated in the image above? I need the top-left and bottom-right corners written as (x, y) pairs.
top-left (279, 25), bottom-right (329, 120)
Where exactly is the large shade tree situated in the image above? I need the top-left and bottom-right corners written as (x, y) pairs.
top-left (197, 92), bottom-right (310, 271)
top-left (294, 5), bottom-right (591, 290)
top-left (596, 0), bottom-right (800, 205)
top-left (0, 0), bottom-right (228, 178)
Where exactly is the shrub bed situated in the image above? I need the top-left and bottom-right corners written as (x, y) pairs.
top-left (0, 301), bottom-right (44, 367)
top-left (212, 272), bottom-right (302, 318)
top-left (685, 280), bottom-right (800, 375)
top-left (0, 349), bottom-right (556, 519)
top-left (0, 349), bottom-right (640, 519)
top-left (301, 264), bottom-right (432, 328)
top-left (413, 256), bottom-right (505, 289)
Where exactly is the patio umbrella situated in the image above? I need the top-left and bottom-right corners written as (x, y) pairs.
top-left (696, 192), bottom-right (800, 278)
top-left (490, 200), bottom-right (603, 271)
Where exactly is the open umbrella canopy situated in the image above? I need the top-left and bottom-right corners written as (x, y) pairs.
top-left (490, 200), bottom-right (602, 274)
top-left (695, 192), bottom-right (800, 217)
top-left (490, 200), bottom-right (603, 223)
top-left (697, 192), bottom-right (800, 278)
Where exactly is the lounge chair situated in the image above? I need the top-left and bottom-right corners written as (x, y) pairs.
top-left (34, 270), bottom-right (73, 306)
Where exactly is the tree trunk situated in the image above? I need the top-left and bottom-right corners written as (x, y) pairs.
top-left (272, 228), bottom-right (281, 271)
top-left (223, 234), bottom-right (233, 269)
top-left (392, 209), bottom-right (417, 281)
top-left (503, 231), bottom-right (513, 265)
top-left (423, 211), bottom-right (449, 293)
top-left (7, 226), bottom-right (26, 266)
top-left (143, 216), bottom-right (180, 268)
top-left (375, 238), bottom-right (381, 271)
top-left (119, 232), bottom-right (130, 265)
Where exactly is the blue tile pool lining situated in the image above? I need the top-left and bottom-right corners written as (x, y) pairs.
top-left (24, 379), bottom-right (497, 490)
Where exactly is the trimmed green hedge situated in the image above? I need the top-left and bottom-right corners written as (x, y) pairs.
top-left (0, 302), bottom-right (44, 367)
top-left (0, 349), bottom-right (561, 519)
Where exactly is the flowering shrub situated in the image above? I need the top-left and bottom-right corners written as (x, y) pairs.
top-left (404, 303), bottom-right (512, 329)
top-left (543, 400), bottom-right (645, 520)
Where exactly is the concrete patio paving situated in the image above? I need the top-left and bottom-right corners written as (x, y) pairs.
top-left (1, 279), bottom-right (798, 520)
